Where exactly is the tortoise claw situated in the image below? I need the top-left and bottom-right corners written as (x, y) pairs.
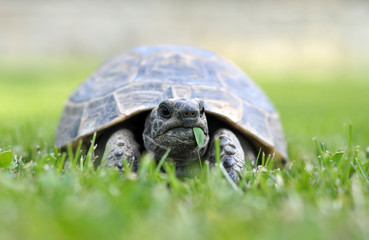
top-left (209, 128), bottom-right (246, 183)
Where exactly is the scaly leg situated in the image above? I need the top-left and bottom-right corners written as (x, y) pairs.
top-left (104, 129), bottom-right (141, 171)
top-left (208, 128), bottom-right (255, 182)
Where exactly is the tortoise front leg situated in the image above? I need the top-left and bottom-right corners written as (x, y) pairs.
top-left (208, 129), bottom-right (255, 182)
top-left (104, 129), bottom-right (141, 171)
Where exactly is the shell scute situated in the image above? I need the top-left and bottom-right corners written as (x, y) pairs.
top-left (79, 94), bottom-right (121, 136)
top-left (55, 103), bottom-right (84, 147)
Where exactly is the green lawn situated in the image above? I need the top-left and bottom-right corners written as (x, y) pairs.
top-left (1, 58), bottom-right (368, 240)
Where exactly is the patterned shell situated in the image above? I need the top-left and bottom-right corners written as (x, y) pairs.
top-left (55, 45), bottom-right (287, 161)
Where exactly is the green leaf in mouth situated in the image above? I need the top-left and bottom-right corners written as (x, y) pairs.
top-left (193, 127), bottom-right (205, 148)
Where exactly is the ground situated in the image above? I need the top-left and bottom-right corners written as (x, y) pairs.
top-left (0, 58), bottom-right (368, 240)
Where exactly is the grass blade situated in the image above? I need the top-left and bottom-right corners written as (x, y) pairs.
top-left (57, 152), bottom-right (66, 174)
top-left (84, 133), bottom-right (96, 171)
top-left (155, 148), bottom-right (171, 173)
top-left (219, 163), bottom-right (242, 193)
top-left (215, 139), bottom-right (221, 165)
top-left (73, 140), bottom-right (83, 169)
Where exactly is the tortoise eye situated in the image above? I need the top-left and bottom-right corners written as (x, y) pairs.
top-left (159, 104), bottom-right (171, 118)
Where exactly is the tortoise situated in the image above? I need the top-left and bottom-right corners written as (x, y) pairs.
top-left (55, 45), bottom-right (287, 181)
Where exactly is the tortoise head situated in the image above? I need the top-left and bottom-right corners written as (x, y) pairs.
top-left (142, 98), bottom-right (209, 165)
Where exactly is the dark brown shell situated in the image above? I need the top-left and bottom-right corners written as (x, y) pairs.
top-left (55, 45), bottom-right (287, 161)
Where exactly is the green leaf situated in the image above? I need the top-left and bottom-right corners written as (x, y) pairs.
top-left (332, 151), bottom-right (344, 162)
top-left (0, 151), bottom-right (13, 168)
top-left (193, 127), bottom-right (205, 148)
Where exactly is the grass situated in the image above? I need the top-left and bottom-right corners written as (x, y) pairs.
top-left (1, 58), bottom-right (369, 239)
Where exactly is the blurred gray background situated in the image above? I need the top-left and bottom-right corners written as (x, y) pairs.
top-left (1, 0), bottom-right (368, 72)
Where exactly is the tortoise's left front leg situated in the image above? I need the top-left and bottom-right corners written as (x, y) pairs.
top-left (208, 128), bottom-right (255, 182)
top-left (104, 129), bottom-right (141, 171)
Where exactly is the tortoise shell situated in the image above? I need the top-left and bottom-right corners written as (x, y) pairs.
top-left (55, 45), bottom-right (287, 161)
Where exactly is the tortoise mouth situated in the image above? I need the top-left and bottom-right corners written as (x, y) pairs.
top-left (155, 127), bottom-right (197, 146)
top-left (144, 126), bottom-right (209, 164)
top-left (154, 126), bottom-right (209, 148)
top-left (153, 127), bottom-right (209, 162)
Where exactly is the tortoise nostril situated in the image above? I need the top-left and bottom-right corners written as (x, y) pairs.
top-left (181, 110), bottom-right (198, 119)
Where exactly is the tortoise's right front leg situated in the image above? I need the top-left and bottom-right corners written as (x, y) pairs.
top-left (104, 129), bottom-right (141, 171)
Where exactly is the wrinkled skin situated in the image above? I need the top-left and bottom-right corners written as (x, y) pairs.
top-left (104, 98), bottom-right (255, 182)
top-left (143, 98), bottom-right (209, 166)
